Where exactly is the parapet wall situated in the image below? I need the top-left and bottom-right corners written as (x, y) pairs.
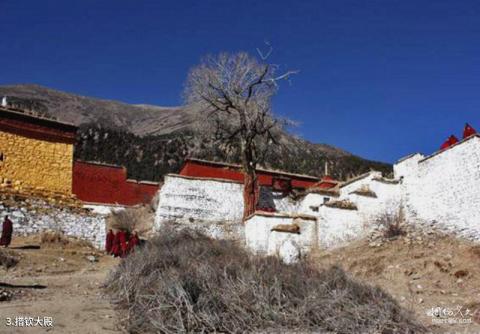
top-left (245, 212), bottom-right (317, 260)
top-left (395, 135), bottom-right (480, 240)
top-left (155, 174), bottom-right (245, 228)
top-left (73, 161), bottom-right (159, 206)
top-left (0, 195), bottom-right (106, 249)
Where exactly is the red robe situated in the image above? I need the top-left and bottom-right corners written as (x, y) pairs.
top-left (440, 139), bottom-right (450, 150)
top-left (118, 231), bottom-right (128, 258)
top-left (0, 218), bottom-right (13, 247)
top-left (441, 135), bottom-right (459, 150)
top-left (448, 135), bottom-right (459, 146)
top-left (105, 230), bottom-right (114, 254)
top-left (463, 124), bottom-right (477, 139)
top-left (128, 234), bottom-right (140, 253)
top-left (111, 232), bottom-right (121, 257)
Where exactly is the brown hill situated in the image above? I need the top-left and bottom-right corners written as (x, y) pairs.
top-left (0, 84), bottom-right (392, 181)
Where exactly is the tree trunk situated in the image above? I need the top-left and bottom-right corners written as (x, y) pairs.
top-left (242, 168), bottom-right (259, 222)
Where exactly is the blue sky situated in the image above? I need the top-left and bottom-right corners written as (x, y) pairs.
top-left (1, 0), bottom-right (479, 163)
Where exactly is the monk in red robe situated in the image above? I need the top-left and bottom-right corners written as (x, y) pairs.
top-left (463, 123), bottom-right (477, 139)
top-left (440, 137), bottom-right (450, 150)
top-left (441, 135), bottom-right (459, 150)
top-left (118, 230), bottom-right (128, 258)
top-left (105, 229), bottom-right (114, 254)
top-left (0, 216), bottom-right (13, 248)
top-left (127, 231), bottom-right (140, 254)
top-left (111, 231), bottom-right (121, 257)
top-left (448, 134), bottom-right (459, 146)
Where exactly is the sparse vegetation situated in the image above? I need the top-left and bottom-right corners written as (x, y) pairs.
top-left (325, 199), bottom-right (358, 210)
top-left (351, 185), bottom-right (377, 198)
top-left (75, 124), bottom-right (392, 182)
top-left (375, 208), bottom-right (407, 239)
top-left (0, 249), bottom-right (19, 269)
top-left (109, 207), bottom-right (154, 234)
top-left (40, 231), bottom-right (94, 249)
top-left (105, 229), bottom-right (424, 333)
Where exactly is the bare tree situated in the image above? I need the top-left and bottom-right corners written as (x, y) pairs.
top-left (184, 52), bottom-right (296, 220)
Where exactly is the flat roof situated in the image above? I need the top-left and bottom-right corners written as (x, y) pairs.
top-left (418, 134), bottom-right (480, 164)
top-left (183, 158), bottom-right (321, 181)
top-left (0, 107), bottom-right (77, 130)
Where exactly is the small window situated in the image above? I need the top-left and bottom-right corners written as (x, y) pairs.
top-left (0, 152), bottom-right (4, 162)
top-left (323, 197), bottom-right (330, 204)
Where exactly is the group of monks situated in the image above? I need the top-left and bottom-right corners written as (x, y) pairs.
top-left (0, 215), bottom-right (13, 248)
top-left (440, 123), bottom-right (477, 150)
top-left (105, 229), bottom-right (140, 258)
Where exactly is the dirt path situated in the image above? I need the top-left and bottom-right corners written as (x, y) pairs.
top-left (0, 236), bottom-right (120, 334)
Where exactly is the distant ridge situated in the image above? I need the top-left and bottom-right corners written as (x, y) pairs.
top-left (0, 84), bottom-right (392, 181)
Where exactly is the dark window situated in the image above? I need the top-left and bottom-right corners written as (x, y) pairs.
top-left (272, 177), bottom-right (292, 192)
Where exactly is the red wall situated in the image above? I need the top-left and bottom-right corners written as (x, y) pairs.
top-left (73, 161), bottom-right (159, 206)
top-left (179, 160), bottom-right (320, 189)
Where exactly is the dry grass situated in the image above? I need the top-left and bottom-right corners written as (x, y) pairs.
top-left (105, 229), bottom-right (425, 334)
top-left (325, 199), bottom-right (358, 210)
top-left (351, 185), bottom-right (377, 198)
top-left (0, 249), bottom-right (19, 269)
top-left (375, 208), bottom-right (407, 239)
top-left (309, 235), bottom-right (480, 332)
top-left (40, 231), bottom-right (94, 249)
top-left (109, 207), bottom-right (154, 235)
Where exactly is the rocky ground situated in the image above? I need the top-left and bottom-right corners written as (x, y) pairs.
top-left (311, 227), bottom-right (480, 333)
top-left (0, 234), bottom-right (119, 334)
top-left (1, 226), bottom-right (480, 333)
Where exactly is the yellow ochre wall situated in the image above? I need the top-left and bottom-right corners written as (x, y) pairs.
top-left (0, 130), bottom-right (74, 194)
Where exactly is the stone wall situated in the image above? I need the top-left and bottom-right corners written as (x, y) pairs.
top-left (339, 172), bottom-right (402, 221)
top-left (245, 212), bottom-right (317, 261)
top-left (393, 135), bottom-right (480, 241)
top-left (155, 174), bottom-right (300, 227)
top-left (0, 196), bottom-right (107, 249)
top-left (0, 130), bottom-right (74, 194)
top-left (315, 206), bottom-right (366, 248)
top-left (155, 174), bottom-right (245, 228)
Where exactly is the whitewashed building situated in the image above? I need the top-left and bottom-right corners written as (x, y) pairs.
top-left (155, 134), bottom-right (480, 262)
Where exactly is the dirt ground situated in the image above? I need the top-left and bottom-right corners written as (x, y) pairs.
top-left (2, 232), bottom-right (480, 333)
top-left (311, 234), bottom-right (480, 333)
top-left (0, 235), bottom-right (120, 334)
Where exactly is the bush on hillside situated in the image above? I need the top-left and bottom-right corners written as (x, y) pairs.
top-left (0, 249), bottom-right (19, 269)
top-left (104, 230), bottom-right (425, 333)
top-left (376, 207), bottom-right (407, 239)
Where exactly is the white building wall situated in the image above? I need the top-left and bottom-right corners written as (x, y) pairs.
top-left (297, 193), bottom-right (337, 216)
top-left (335, 170), bottom-right (403, 224)
top-left (395, 136), bottom-right (480, 241)
top-left (156, 136), bottom-right (480, 259)
top-left (244, 214), bottom-right (317, 257)
top-left (155, 174), bottom-right (244, 228)
top-left (339, 171), bottom-right (382, 197)
top-left (316, 206), bottom-right (366, 249)
top-left (393, 153), bottom-right (425, 180)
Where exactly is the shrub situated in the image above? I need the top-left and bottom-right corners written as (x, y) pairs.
top-left (325, 199), bottom-right (358, 210)
top-left (105, 229), bottom-right (424, 333)
top-left (0, 249), bottom-right (19, 269)
top-left (376, 207), bottom-right (407, 239)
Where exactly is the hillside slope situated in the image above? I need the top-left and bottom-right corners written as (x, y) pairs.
top-left (0, 84), bottom-right (392, 181)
